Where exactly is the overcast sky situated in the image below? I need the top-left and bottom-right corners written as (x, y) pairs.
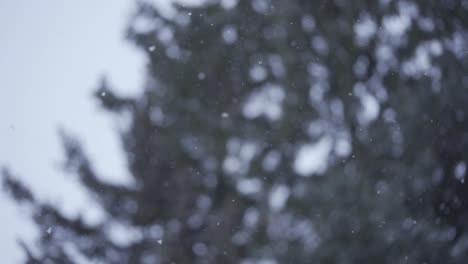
top-left (0, 0), bottom-right (146, 262)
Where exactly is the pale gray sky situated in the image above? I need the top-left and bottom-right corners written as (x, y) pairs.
top-left (0, 0), bottom-right (145, 262)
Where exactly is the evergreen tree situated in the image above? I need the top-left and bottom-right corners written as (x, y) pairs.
top-left (3, 0), bottom-right (468, 263)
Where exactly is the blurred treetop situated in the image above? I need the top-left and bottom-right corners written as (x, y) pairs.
top-left (3, 0), bottom-right (468, 263)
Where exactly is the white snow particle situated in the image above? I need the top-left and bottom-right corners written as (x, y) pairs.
top-left (220, 0), bottom-right (238, 9)
top-left (198, 72), bottom-right (206, 80)
top-left (222, 25), bottom-right (238, 44)
top-left (249, 65), bottom-right (267, 82)
top-left (294, 136), bottom-right (333, 176)
top-left (192, 242), bottom-right (208, 256)
top-left (269, 184), bottom-right (290, 211)
top-left (455, 162), bottom-right (466, 182)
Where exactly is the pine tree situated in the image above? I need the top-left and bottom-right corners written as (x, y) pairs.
top-left (3, 0), bottom-right (468, 263)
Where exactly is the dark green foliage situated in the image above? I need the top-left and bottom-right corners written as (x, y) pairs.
top-left (3, 0), bottom-right (468, 263)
